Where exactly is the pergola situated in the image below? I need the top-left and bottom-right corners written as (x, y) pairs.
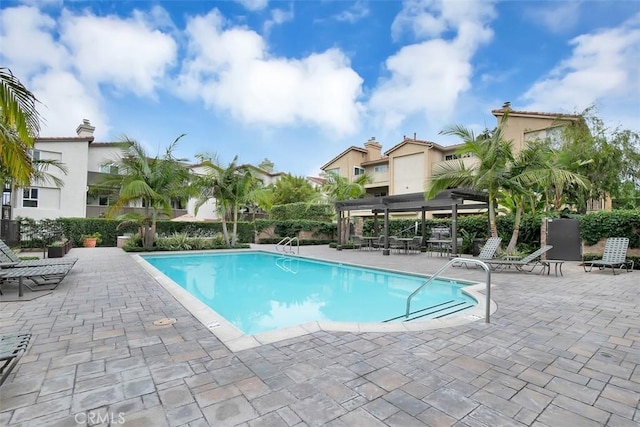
top-left (334, 188), bottom-right (490, 256)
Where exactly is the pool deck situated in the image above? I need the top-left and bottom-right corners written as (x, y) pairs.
top-left (0, 245), bottom-right (638, 426)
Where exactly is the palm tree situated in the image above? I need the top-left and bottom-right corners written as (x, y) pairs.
top-left (426, 125), bottom-right (514, 238)
top-left (194, 155), bottom-right (257, 246)
top-left (96, 135), bottom-right (193, 248)
top-left (502, 140), bottom-right (588, 252)
top-left (0, 68), bottom-right (41, 187)
top-left (322, 170), bottom-right (371, 241)
top-left (271, 174), bottom-right (320, 205)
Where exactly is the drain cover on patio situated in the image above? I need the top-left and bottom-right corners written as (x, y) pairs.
top-left (153, 317), bottom-right (177, 326)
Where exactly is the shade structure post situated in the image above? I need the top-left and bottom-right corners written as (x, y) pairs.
top-left (336, 209), bottom-right (342, 250)
top-left (451, 203), bottom-right (458, 256)
top-left (383, 208), bottom-right (390, 256)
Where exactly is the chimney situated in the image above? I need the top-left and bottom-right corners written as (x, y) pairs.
top-left (76, 119), bottom-right (95, 137)
top-left (502, 101), bottom-right (511, 110)
top-left (414, 132), bottom-right (417, 140)
top-left (364, 137), bottom-right (382, 161)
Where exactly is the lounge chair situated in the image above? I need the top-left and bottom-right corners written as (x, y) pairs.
top-left (485, 245), bottom-right (553, 273)
top-left (0, 239), bottom-right (77, 268)
top-left (0, 264), bottom-right (74, 297)
top-left (583, 237), bottom-right (634, 275)
top-left (454, 237), bottom-right (502, 268)
top-left (0, 333), bottom-right (32, 386)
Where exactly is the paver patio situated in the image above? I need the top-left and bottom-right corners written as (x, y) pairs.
top-left (0, 245), bottom-right (638, 426)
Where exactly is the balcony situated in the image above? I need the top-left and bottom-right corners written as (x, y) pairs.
top-left (363, 171), bottom-right (389, 187)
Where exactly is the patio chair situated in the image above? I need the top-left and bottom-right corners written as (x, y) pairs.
top-left (583, 237), bottom-right (633, 275)
top-left (0, 264), bottom-right (74, 297)
top-left (0, 239), bottom-right (77, 268)
top-left (485, 245), bottom-right (553, 273)
top-left (408, 236), bottom-right (423, 254)
top-left (372, 236), bottom-right (385, 251)
top-left (388, 236), bottom-right (406, 253)
top-left (454, 237), bottom-right (502, 268)
top-left (350, 235), bottom-right (364, 251)
top-left (0, 333), bottom-right (32, 386)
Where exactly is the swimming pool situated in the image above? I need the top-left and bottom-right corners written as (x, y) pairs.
top-left (141, 251), bottom-right (477, 336)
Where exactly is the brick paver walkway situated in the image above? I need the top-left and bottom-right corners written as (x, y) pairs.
top-left (0, 246), bottom-right (638, 426)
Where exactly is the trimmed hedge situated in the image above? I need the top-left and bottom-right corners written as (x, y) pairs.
top-left (18, 210), bottom-right (639, 252)
top-left (579, 209), bottom-right (640, 247)
top-left (270, 203), bottom-right (333, 221)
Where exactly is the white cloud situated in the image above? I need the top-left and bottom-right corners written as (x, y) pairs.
top-left (526, 1), bottom-right (581, 34)
top-left (370, 0), bottom-right (496, 129)
top-left (263, 5), bottom-right (294, 35)
top-left (234, 0), bottom-right (269, 12)
top-left (0, 5), bottom-right (178, 139)
top-left (177, 10), bottom-right (364, 135)
top-left (334, 1), bottom-right (370, 24)
top-left (59, 9), bottom-right (177, 97)
top-left (0, 6), bottom-right (68, 78)
top-left (32, 70), bottom-right (107, 137)
top-left (522, 13), bottom-right (640, 128)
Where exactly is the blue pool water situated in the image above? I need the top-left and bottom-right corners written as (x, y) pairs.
top-left (142, 251), bottom-right (476, 335)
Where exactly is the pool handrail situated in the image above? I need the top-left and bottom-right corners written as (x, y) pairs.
top-left (276, 237), bottom-right (299, 255)
top-left (406, 258), bottom-right (491, 323)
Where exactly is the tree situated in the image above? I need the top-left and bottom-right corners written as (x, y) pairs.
top-left (426, 124), bottom-right (514, 238)
top-left (322, 170), bottom-right (371, 241)
top-left (194, 155), bottom-right (258, 246)
top-left (96, 135), bottom-right (193, 248)
top-left (559, 108), bottom-right (640, 212)
top-left (502, 140), bottom-right (587, 252)
top-left (271, 174), bottom-right (320, 206)
top-left (0, 67), bottom-right (41, 187)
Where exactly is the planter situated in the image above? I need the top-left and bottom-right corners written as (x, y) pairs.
top-left (48, 246), bottom-right (65, 258)
top-left (83, 237), bottom-right (97, 248)
top-left (63, 240), bottom-right (71, 254)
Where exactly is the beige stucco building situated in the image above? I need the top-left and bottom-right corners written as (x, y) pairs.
top-left (320, 106), bottom-right (611, 217)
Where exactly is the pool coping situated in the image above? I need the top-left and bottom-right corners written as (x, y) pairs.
top-left (133, 249), bottom-right (497, 352)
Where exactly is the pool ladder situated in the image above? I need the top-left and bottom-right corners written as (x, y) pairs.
top-left (405, 258), bottom-right (492, 323)
top-left (276, 236), bottom-right (299, 255)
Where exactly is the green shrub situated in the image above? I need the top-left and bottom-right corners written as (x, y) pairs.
top-left (580, 209), bottom-right (640, 247)
top-left (270, 203), bottom-right (333, 221)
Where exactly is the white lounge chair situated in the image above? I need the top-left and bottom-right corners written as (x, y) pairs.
top-left (454, 237), bottom-right (502, 268)
top-left (485, 245), bottom-right (553, 273)
top-left (583, 237), bottom-right (633, 275)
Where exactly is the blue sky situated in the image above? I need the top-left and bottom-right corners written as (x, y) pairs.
top-left (1, 0), bottom-right (639, 177)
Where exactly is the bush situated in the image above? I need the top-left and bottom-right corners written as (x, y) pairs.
top-left (580, 209), bottom-right (640, 247)
top-left (270, 203), bottom-right (333, 221)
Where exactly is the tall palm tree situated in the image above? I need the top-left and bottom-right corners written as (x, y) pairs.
top-left (194, 155), bottom-right (257, 246)
top-left (322, 170), bottom-right (371, 241)
top-left (502, 140), bottom-right (588, 252)
top-left (426, 125), bottom-right (514, 238)
top-left (0, 67), bottom-right (41, 187)
top-left (96, 135), bottom-right (193, 248)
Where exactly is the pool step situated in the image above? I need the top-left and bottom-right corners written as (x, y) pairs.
top-left (383, 300), bottom-right (475, 323)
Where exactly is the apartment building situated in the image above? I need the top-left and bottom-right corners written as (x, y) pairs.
top-left (320, 106), bottom-right (608, 216)
top-left (2, 121), bottom-right (291, 222)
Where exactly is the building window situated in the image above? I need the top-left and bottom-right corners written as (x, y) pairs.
top-left (99, 164), bottom-right (119, 174)
top-left (29, 150), bottom-right (41, 160)
top-left (22, 188), bottom-right (38, 207)
top-left (354, 167), bottom-right (365, 176)
top-left (373, 165), bottom-right (388, 173)
top-left (98, 195), bottom-right (110, 206)
top-left (444, 154), bottom-right (458, 160)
